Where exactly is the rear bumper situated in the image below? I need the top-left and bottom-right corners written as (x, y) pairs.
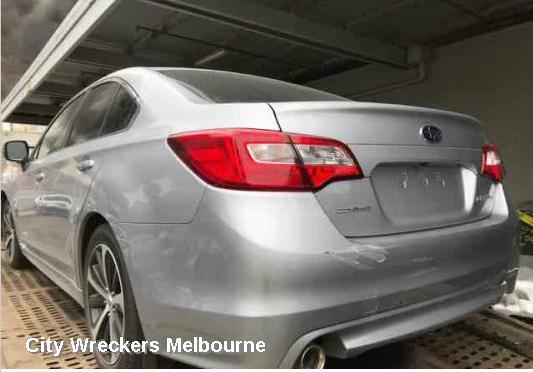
top-left (280, 279), bottom-right (507, 367)
top-left (116, 184), bottom-right (519, 368)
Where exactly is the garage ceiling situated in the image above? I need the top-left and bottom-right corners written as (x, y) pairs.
top-left (2, 0), bottom-right (533, 125)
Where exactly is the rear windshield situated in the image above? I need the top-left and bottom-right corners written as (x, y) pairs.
top-left (158, 69), bottom-right (348, 103)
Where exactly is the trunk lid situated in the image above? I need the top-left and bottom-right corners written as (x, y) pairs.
top-left (270, 101), bottom-right (495, 237)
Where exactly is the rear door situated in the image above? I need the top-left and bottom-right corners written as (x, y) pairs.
top-left (13, 97), bottom-right (83, 257)
top-left (36, 82), bottom-right (120, 278)
top-left (270, 101), bottom-right (494, 237)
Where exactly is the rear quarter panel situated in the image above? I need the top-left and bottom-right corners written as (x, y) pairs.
top-left (77, 80), bottom-right (280, 288)
top-left (82, 68), bottom-right (281, 225)
top-left (82, 102), bottom-right (280, 224)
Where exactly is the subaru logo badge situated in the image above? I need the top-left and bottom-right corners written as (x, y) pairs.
top-left (420, 124), bottom-right (442, 143)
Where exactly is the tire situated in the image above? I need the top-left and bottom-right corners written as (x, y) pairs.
top-left (1, 199), bottom-right (29, 269)
top-left (83, 224), bottom-right (152, 368)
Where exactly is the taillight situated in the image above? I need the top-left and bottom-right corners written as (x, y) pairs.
top-left (481, 142), bottom-right (504, 183)
top-left (167, 129), bottom-right (362, 191)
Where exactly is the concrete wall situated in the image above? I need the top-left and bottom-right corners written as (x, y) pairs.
top-left (309, 21), bottom-right (533, 206)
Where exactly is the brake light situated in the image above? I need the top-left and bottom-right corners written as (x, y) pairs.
top-left (167, 129), bottom-right (362, 191)
top-left (481, 142), bottom-right (504, 183)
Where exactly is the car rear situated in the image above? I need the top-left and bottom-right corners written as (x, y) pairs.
top-left (124, 69), bottom-right (520, 368)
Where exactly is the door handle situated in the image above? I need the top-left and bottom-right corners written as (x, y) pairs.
top-left (35, 172), bottom-right (45, 183)
top-left (77, 159), bottom-right (94, 172)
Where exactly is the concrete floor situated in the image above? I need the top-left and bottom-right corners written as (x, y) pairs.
top-left (2, 260), bottom-right (533, 369)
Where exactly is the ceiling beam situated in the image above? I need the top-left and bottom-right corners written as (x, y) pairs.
top-left (34, 82), bottom-right (80, 98)
top-left (430, 4), bottom-right (533, 47)
top-left (5, 113), bottom-right (54, 126)
top-left (136, 26), bottom-right (311, 69)
top-left (81, 38), bottom-right (185, 65)
top-left (128, 13), bottom-right (187, 54)
top-left (67, 43), bottom-right (184, 71)
top-left (346, 0), bottom-right (415, 27)
top-left (439, 0), bottom-right (489, 22)
top-left (0, 0), bottom-right (120, 122)
top-left (67, 46), bottom-right (148, 69)
top-left (16, 103), bottom-right (60, 116)
top-left (142, 0), bottom-right (408, 68)
top-left (6, 103), bottom-right (61, 126)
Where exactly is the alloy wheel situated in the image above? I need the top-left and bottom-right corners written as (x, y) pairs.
top-left (86, 243), bottom-right (125, 365)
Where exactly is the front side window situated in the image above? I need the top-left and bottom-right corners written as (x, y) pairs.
top-left (100, 85), bottom-right (137, 136)
top-left (36, 96), bottom-right (83, 159)
top-left (66, 82), bottom-right (118, 147)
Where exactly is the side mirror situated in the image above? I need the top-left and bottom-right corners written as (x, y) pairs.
top-left (4, 140), bottom-right (29, 163)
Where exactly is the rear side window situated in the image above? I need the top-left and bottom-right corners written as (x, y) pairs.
top-left (36, 96), bottom-right (83, 159)
top-left (67, 82), bottom-right (118, 146)
top-left (100, 85), bottom-right (137, 136)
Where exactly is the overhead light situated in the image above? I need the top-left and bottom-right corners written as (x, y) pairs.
top-left (194, 49), bottom-right (227, 66)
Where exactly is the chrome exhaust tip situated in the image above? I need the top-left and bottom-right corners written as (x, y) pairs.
top-left (298, 344), bottom-right (326, 369)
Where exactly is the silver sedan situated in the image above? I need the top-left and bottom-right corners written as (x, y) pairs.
top-left (1, 67), bottom-right (519, 368)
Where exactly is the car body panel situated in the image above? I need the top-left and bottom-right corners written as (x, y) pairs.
top-left (7, 160), bottom-right (43, 252)
top-left (268, 101), bottom-right (484, 147)
top-left (31, 143), bottom-right (100, 278)
top-left (316, 166), bottom-right (495, 237)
